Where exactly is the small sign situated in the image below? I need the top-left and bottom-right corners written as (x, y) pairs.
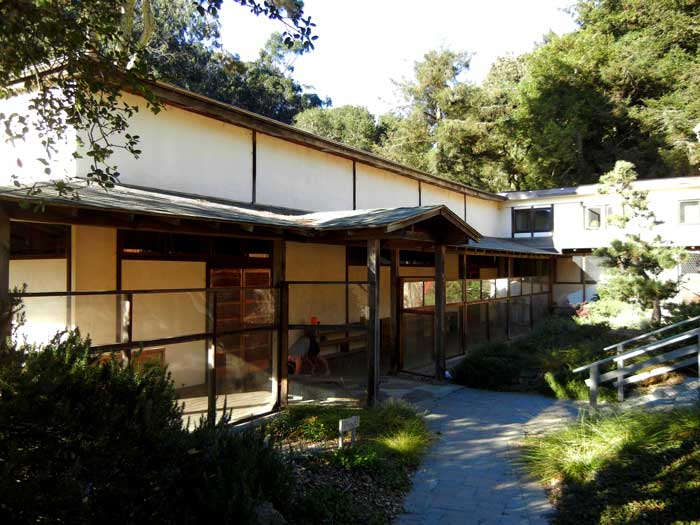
top-left (338, 416), bottom-right (360, 449)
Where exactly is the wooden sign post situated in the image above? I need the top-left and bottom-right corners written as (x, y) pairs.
top-left (338, 416), bottom-right (360, 449)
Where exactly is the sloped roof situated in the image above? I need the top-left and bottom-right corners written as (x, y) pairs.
top-left (461, 236), bottom-right (557, 255)
top-left (0, 181), bottom-right (480, 241)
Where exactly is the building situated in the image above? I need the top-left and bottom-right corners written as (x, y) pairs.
top-left (2, 82), bottom-right (699, 424)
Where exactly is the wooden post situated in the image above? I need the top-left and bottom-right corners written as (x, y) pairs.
top-left (274, 239), bottom-right (288, 408)
top-left (589, 363), bottom-right (599, 408)
top-left (367, 239), bottom-right (381, 406)
top-left (435, 245), bottom-right (446, 380)
top-left (459, 253), bottom-right (467, 355)
top-left (119, 293), bottom-right (132, 366)
top-left (206, 292), bottom-right (216, 423)
top-left (0, 207), bottom-right (10, 351)
top-left (616, 343), bottom-right (625, 402)
top-left (615, 358), bottom-right (625, 402)
top-left (390, 248), bottom-right (400, 373)
top-left (506, 257), bottom-right (513, 340)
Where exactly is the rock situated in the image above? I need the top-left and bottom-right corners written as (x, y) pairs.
top-left (254, 502), bottom-right (286, 525)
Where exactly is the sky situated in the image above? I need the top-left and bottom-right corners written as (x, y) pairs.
top-left (219, 0), bottom-right (579, 115)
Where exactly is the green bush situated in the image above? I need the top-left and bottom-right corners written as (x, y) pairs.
top-left (665, 302), bottom-right (700, 324)
top-left (450, 342), bottom-right (525, 390)
top-left (0, 330), bottom-right (292, 524)
top-left (450, 317), bottom-right (624, 400)
top-left (293, 486), bottom-right (355, 524)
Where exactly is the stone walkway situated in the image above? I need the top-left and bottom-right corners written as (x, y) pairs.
top-left (394, 387), bottom-right (579, 525)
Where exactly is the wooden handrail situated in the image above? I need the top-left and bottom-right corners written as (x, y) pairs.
top-left (602, 315), bottom-right (700, 352)
top-left (573, 327), bottom-right (700, 373)
top-left (574, 323), bottom-right (700, 407)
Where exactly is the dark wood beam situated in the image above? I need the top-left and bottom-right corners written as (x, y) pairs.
top-left (390, 248), bottom-right (400, 373)
top-left (434, 244), bottom-right (446, 380)
top-left (274, 239), bottom-right (288, 409)
top-left (367, 239), bottom-right (381, 406)
top-left (0, 206), bottom-right (10, 350)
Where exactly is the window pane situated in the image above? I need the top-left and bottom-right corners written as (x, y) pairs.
top-left (585, 207), bottom-right (602, 229)
top-left (466, 280), bottom-right (481, 302)
top-left (513, 209), bottom-right (531, 233)
top-left (533, 208), bottom-right (552, 232)
top-left (680, 201), bottom-right (700, 224)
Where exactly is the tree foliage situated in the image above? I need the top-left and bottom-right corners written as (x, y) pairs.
top-left (594, 161), bottom-right (686, 323)
top-left (301, 1), bottom-right (700, 191)
top-left (0, 0), bottom-right (317, 197)
top-left (144, 1), bottom-right (327, 125)
top-left (295, 105), bottom-right (384, 151)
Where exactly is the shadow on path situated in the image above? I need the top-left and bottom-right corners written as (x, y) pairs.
top-left (394, 387), bottom-right (580, 525)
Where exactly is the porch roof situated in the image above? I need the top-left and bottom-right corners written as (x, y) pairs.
top-left (460, 236), bottom-right (557, 256)
top-left (0, 181), bottom-right (480, 244)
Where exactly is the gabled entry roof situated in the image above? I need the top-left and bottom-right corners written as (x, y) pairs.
top-left (0, 181), bottom-right (480, 245)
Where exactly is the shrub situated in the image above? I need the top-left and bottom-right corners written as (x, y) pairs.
top-left (665, 302), bottom-right (700, 324)
top-left (450, 317), bottom-right (624, 399)
top-left (0, 330), bottom-right (292, 524)
top-left (450, 343), bottom-right (525, 390)
top-left (293, 486), bottom-right (355, 524)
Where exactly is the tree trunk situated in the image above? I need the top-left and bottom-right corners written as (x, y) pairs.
top-left (651, 299), bottom-right (662, 325)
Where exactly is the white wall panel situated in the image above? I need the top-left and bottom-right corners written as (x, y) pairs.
top-left (465, 196), bottom-right (503, 237)
top-left (421, 183), bottom-right (465, 219)
top-left (257, 134), bottom-right (353, 211)
top-left (355, 164), bottom-right (419, 209)
top-left (78, 94), bottom-right (253, 203)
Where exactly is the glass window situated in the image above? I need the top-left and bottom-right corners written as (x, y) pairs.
top-left (513, 209), bottom-right (531, 234)
top-left (533, 207), bottom-right (553, 233)
top-left (680, 201), bottom-right (700, 225)
top-left (466, 280), bottom-right (481, 302)
top-left (585, 207), bottom-right (602, 229)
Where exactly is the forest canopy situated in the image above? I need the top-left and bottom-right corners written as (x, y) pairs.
top-left (295, 0), bottom-right (700, 192)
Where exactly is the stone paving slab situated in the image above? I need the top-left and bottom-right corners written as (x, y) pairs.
top-left (394, 388), bottom-right (579, 525)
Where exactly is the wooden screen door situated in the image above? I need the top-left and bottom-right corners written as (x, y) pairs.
top-left (210, 267), bottom-right (272, 393)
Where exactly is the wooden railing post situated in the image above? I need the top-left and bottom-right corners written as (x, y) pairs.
top-left (589, 363), bottom-right (599, 408)
top-left (615, 357), bottom-right (625, 402)
top-left (616, 343), bottom-right (625, 402)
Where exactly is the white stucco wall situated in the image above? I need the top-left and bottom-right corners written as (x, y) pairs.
top-left (504, 181), bottom-right (700, 250)
top-left (355, 164), bottom-right (419, 209)
top-left (77, 93), bottom-right (254, 202)
top-left (465, 196), bottom-right (504, 237)
top-left (421, 183), bottom-right (465, 220)
top-left (10, 258), bottom-right (68, 345)
top-left (256, 134), bottom-right (353, 211)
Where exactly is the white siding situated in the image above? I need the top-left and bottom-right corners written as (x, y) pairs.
top-left (421, 183), bottom-right (465, 219)
top-left (466, 196), bottom-right (504, 237)
top-left (78, 94), bottom-right (254, 202)
top-left (355, 164), bottom-right (419, 209)
top-left (504, 180), bottom-right (700, 251)
top-left (256, 134), bottom-right (353, 211)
